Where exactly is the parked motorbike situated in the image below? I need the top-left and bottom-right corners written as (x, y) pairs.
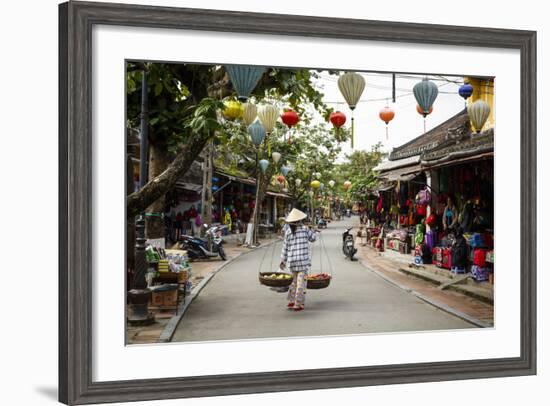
top-left (342, 227), bottom-right (357, 260)
top-left (179, 224), bottom-right (227, 261)
top-left (345, 208), bottom-right (351, 218)
top-left (317, 215), bottom-right (327, 229)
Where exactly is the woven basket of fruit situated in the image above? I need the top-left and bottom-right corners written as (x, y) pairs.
top-left (259, 272), bottom-right (294, 287)
top-left (306, 273), bottom-right (331, 289)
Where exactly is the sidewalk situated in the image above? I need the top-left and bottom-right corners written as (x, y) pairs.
top-left (355, 242), bottom-right (494, 326)
top-left (126, 236), bottom-right (279, 345)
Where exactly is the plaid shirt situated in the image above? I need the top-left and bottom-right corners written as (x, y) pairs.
top-left (281, 225), bottom-right (316, 272)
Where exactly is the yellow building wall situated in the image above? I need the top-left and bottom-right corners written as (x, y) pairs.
top-left (465, 77), bottom-right (494, 132)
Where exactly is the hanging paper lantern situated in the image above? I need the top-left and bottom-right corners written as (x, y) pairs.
top-left (343, 180), bottom-right (352, 190)
top-left (281, 109), bottom-right (300, 144)
top-left (468, 99), bottom-right (491, 133)
top-left (259, 159), bottom-right (269, 173)
top-left (281, 109), bottom-right (299, 128)
top-left (272, 151), bottom-right (281, 163)
top-left (277, 175), bottom-right (285, 184)
top-left (281, 166), bottom-right (290, 176)
top-left (328, 180), bottom-right (335, 188)
top-left (338, 72), bottom-right (366, 149)
top-left (320, 183), bottom-right (325, 190)
top-left (295, 179), bottom-right (302, 187)
top-left (242, 102), bottom-right (257, 126)
top-left (248, 121), bottom-right (265, 146)
top-left (224, 65), bottom-right (265, 101)
top-left (416, 104), bottom-right (433, 116)
top-left (308, 190), bottom-right (315, 197)
top-left (458, 82), bottom-right (474, 100)
top-left (329, 111), bottom-right (347, 128)
top-left (379, 105), bottom-right (395, 125)
top-left (311, 180), bottom-right (321, 189)
top-left (413, 78), bottom-right (439, 116)
top-left (338, 72), bottom-right (365, 110)
top-left (314, 172), bottom-right (321, 179)
top-left (379, 105), bottom-right (395, 140)
top-left (258, 104), bottom-right (279, 134)
top-left (222, 99), bottom-right (244, 120)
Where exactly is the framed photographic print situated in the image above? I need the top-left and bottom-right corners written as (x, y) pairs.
top-left (59, 1), bottom-right (536, 404)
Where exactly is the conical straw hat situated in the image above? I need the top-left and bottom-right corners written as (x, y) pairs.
top-left (285, 208), bottom-right (307, 223)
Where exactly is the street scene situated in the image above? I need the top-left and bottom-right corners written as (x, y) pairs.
top-left (171, 217), bottom-right (476, 343)
top-left (125, 62), bottom-right (494, 345)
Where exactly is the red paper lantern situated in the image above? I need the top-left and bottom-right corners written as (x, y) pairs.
top-left (379, 106), bottom-right (395, 125)
top-left (277, 175), bottom-right (285, 184)
top-left (281, 109), bottom-right (299, 128)
top-left (329, 111), bottom-right (347, 128)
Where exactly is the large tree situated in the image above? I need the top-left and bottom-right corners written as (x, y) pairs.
top-left (125, 63), bottom-right (337, 236)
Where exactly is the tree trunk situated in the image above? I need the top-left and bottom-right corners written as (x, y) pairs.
top-left (251, 174), bottom-right (261, 245)
top-left (145, 141), bottom-right (169, 239)
top-left (126, 154), bottom-right (136, 274)
top-left (252, 174), bottom-right (269, 245)
top-left (126, 131), bottom-right (210, 219)
top-left (200, 140), bottom-right (214, 236)
top-left (205, 140), bottom-right (214, 226)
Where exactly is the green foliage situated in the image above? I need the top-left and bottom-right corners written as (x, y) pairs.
top-left (126, 62), bottom-right (336, 158)
top-left (183, 98), bottom-right (225, 137)
top-left (329, 143), bottom-right (387, 202)
top-left (214, 114), bottom-right (347, 207)
top-left (126, 62), bottom-right (214, 153)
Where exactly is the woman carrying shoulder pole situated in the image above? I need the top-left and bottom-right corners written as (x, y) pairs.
top-left (280, 208), bottom-right (318, 312)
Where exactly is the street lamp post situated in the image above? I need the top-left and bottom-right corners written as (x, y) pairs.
top-left (128, 68), bottom-right (154, 326)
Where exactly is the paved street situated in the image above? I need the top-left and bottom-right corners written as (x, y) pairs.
top-left (171, 217), bottom-right (475, 342)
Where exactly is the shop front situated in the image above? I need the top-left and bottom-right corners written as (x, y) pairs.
top-left (370, 109), bottom-right (495, 284)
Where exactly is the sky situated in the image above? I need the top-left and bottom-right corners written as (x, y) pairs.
top-left (310, 71), bottom-right (467, 158)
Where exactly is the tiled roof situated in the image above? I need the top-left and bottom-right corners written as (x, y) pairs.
top-left (389, 109), bottom-right (470, 161)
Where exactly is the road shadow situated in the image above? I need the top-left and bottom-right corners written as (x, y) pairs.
top-left (306, 298), bottom-right (348, 311)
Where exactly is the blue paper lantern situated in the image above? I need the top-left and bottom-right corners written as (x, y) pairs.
top-left (225, 65), bottom-right (266, 102)
top-left (413, 78), bottom-right (439, 116)
top-left (259, 159), bottom-right (269, 173)
top-left (281, 166), bottom-right (290, 176)
top-left (212, 185), bottom-right (219, 191)
top-left (248, 121), bottom-right (266, 146)
top-left (458, 83), bottom-right (474, 100)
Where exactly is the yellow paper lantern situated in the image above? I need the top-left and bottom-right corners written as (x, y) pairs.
top-left (223, 100), bottom-right (244, 120)
top-left (343, 181), bottom-right (352, 190)
top-left (311, 180), bottom-right (321, 189)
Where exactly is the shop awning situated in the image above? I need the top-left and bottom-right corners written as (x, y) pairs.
top-left (374, 182), bottom-right (396, 192)
top-left (266, 191), bottom-right (291, 199)
top-left (421, 151), bottom-right (494, 169)
top-left (215, 170), bottom-right (256, 186)
top-left (378, 164), bottom-right (423, 182)
top-left (373, 155), bottom-right (420, 172)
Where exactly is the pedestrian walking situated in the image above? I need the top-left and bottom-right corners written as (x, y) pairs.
top-left (279, 208), bottom-right (317, 312)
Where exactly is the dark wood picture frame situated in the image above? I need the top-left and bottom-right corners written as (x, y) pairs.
top-left (59, 1), bottom-right (537, 404)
